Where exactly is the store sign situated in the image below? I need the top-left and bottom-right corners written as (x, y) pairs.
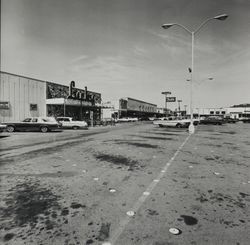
top-left (0, 101), bottom-right (10, 109)
top-left (47, 81), bottom-right (101, 105)
top-left (166, 97), bottom-right (176, 102)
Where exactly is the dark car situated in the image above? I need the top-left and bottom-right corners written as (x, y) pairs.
top-left (242, 118), bottom-right (250, 123)
top-left (200, 116), bottom-right (225, 125)
top-left (224, 117), bottom-right (238, 123)
top-left (3, 117), bottom-right (62, 133)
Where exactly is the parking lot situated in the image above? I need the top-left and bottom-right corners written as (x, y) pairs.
top-left (0, 122), bottom-right (250, 245)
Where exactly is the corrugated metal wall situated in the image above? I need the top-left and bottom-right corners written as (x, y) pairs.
top-left (0, 72), bottom-right (46, 122)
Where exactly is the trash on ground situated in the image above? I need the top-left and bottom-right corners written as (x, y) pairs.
top-left (109, 188), bottom-right (116, 193)
top-left (94, 177), bottom-right (99, 181)
top-left (169, 227), bottom-right (181, 235)
top-left (143, 191), bottom-right (150, 196)
top-left (72, 164), bottom-right (77, 167)
top-left (153, 179), bottom-right (160, 182)
top-left (126, 211), bottom-right (135, 217)
top-left (213, 172), bottom-right (220, 175)
top-left (189, 165), bottom-right (193, 168)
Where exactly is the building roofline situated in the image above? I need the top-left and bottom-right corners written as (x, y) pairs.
top-left (0, 71), bottom-right (101, 95)
top-left (1, 71), bottom-right (48, 84)
top-left (121, 97), bottom-right (157, 107)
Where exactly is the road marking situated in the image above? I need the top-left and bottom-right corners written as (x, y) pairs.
top-left (108, 133), bottom-right (192, 244)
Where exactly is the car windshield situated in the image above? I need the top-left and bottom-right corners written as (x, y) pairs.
top-left (42, 117), bottom-right (56, 122)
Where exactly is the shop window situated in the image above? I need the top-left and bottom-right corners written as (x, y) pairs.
top-left (210, 111), bottom-right (214, 114)
top-left (222, 111), bottom-right (226, 114)
top-left (30, 104), bottom-right (38, 111)
top-left (216, 111), bottom-right (220, 114)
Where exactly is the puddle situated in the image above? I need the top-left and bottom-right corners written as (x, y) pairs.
top-left (120, 142), bottom-right (158, 148)
top-left (134, 136), bottom-right (175, 141)
top-left (1, 182), bottom-right (60, 228)
top-left (95, 153), bottom-right (139, 170)
top-left (97, 223), bottom-right (111, 241)
top-left (180, 215), bottom-right (198, 225)
top-left (147, 209), bottom-right (159, 216)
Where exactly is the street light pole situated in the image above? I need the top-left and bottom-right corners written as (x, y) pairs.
top-left (177, 99), bottom-right (182, 114)
top-left (162, 14), bottom-right (228, 133)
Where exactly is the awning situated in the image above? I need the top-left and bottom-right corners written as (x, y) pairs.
top-left (46, 98), bottom-right (101, 107)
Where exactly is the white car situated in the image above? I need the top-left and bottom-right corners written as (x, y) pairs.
top-left (57, 117), bottom-right (88, 130)
top-left (116, 117), bottom-right (138, 123)
top-left (153, 117), bottom-right (199, 128)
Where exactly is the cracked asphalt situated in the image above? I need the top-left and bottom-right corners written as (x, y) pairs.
top-left (0, 122), bottom-right (249, 245)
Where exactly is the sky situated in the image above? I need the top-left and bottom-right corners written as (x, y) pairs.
top-left (1, 0), bottom-right (250, 110)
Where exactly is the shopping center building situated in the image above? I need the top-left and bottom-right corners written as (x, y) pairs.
top-left (0, 71), bottom-right (102, 123)
top-left (119, 97), bottom-right (158, 119)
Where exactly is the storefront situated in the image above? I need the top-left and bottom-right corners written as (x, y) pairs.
top-left (46, 81), bottom-right (102, 124)
top-left (0, 71), bottom-right (102, 124)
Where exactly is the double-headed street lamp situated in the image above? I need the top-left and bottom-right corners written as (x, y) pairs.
top-left (162, 14), bottom-right (228, 133)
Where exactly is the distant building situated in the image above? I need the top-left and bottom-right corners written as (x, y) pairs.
top-left (119, 97), bottom-right (157, 119)
top-left (194, 105), bottom-right (250, 119)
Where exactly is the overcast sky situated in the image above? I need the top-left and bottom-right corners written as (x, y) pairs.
top-left (1, 0), bottom-right (250, 110)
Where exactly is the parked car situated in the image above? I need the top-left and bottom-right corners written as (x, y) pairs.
top-left (3, 117), bottom-right (62, 133)
top-left (56, 117), bottom-right (88, 129)
top-left (200, 116), bottom-right (225, 125)
top-left (242, 118), bottom-right (250, 123)
top-left (0, 124), bottom-right (7, 132)
top-left (153, 117), bottom-right (199, 128)
top-left (224, 117), bottom-right (238, 123)
top-left (116, 117), bottom-right (138, 123)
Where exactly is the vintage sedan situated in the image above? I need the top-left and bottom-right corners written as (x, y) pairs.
top-left (153, 117), bottom-right (199, 128)
top-left (3, 117), bottom-right (62, 133)
top-left (199, 116), bottom-right (225, 125)
top-left (56, 117), bottom-right (88, 129)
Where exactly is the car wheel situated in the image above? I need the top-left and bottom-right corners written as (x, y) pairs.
top-left (6, 125), bottom-right (15, 133)
top-left (40, 126), bottom-right (48, 133)
top-left (72, 126), bottom-right (79, 130)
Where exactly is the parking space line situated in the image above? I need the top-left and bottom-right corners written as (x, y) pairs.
top-left (107, 133), bottom-right (192, 245)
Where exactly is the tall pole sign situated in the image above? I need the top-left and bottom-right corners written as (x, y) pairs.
top-left (162, 91), bottom-right (171, 115)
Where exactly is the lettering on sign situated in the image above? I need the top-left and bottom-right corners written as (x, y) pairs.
top-left (166, 97), bottom-right (176, 102)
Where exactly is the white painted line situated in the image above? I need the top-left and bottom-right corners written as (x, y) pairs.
top-left (108, 133), bottom-right (192, 244)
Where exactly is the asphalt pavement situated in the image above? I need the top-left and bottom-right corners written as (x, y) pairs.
top-left (0, 122), bottom-right (249, 245)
